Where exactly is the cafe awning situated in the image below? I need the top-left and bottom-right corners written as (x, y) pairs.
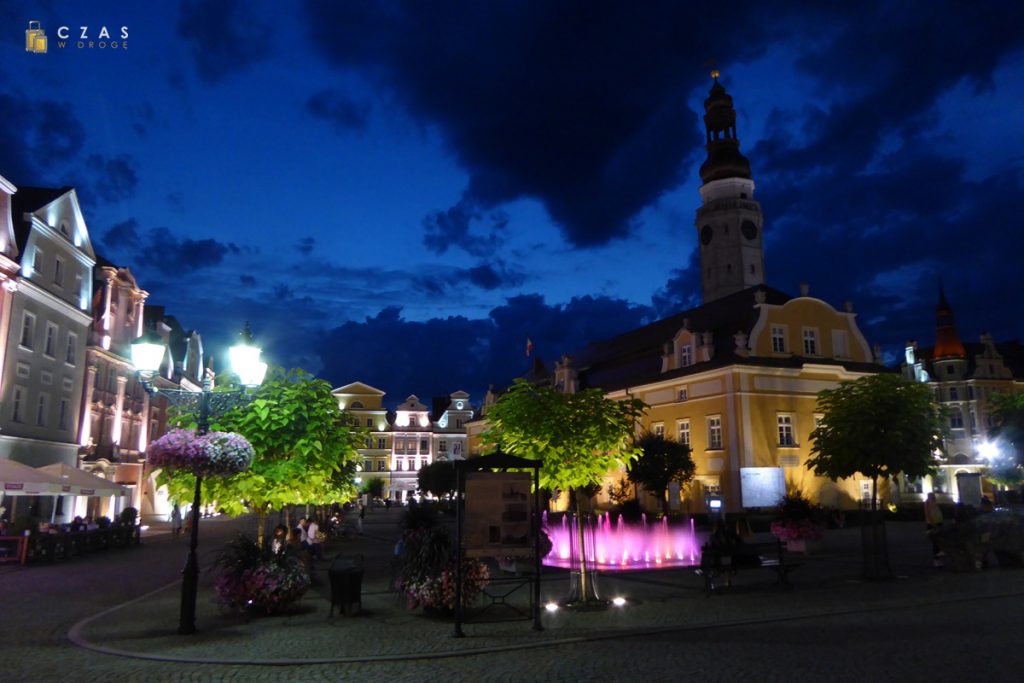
top-left (36, 463), bottom-right (127, 497)
top-left (0, 459), bottom-right (72, 496)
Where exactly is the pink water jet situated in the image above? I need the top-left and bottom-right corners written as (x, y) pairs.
top-left (543, 511), bottom-right (701, 570)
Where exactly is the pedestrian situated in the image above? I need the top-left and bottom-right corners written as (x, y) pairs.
top-left (170, 503), bottom-right (183, 540)
top-left (270, 524), bottom-right (288, 555)
top-left (357, 503), bottom-right (366, 534)
top-left (924, 492), bottom-right (944, 566)
top-left (307, 516), bottom-right (323, 561)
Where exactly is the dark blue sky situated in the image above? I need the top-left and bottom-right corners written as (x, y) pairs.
top-left (4, 1), bottom-right (1023, 406)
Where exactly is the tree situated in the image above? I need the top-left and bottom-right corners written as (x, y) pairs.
top-left (807, 373), bottom-right (948, 512)
top-left (361, 476), bottom-right (386, 500)
top-left (158, 368), bottom-right (364, 545)
top-left (417, 460), bottom-right (456, 499)
top-left (481, 378), bottom-right (646, 602)
top-left (627, 432), bottom-right (695, 515)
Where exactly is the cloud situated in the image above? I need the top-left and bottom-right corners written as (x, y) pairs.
top-left (0, 93), bottom-right (86, 184)
top-left (84, 154), bottom-right (139, 202)
top-left (177, 0), bottom-right (274, 83)
top-left (466, 262), bottom-right (522, 290)
top-left (102, 219), bottom-right (142, 252)
top-left (314, 294), bottom-right (652, 402)
top-left (422, 198), bottom-right (509, 257)
top-left (303, 1), bottom-right (784, 248)
top-left (306, 89), bottom-right (371, 132)
top-left (98, 221), bottom-right (243, 275)
top-left (295, 237), bottom-right (315, 255)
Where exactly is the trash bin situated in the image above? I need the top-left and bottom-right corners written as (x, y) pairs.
top-left (329, 554), bottom-right (364, 616)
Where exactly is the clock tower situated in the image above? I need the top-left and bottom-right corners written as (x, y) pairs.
top-left (695, 72), bottom-right (766, 303)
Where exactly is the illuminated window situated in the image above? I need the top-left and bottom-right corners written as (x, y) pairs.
top-left (778, 414), bottom-right (796, 446)
top-left (377, 437), bottom-right (386, 449)
top-left (677, 419), bottom-right (690, 447)
top-left (377, 460), bottom-right (385, 471)
top-left (771, 325), bottom-right (786, 353)
top-left (803, 328), bottom-right (818, 355)
top-left (707, 416), bottom-right (722, 450)
top-left (653, 422), bottom-right (664, 437)
top-left (678, 387), bottom-right (688, 402)
top-left (679, 344), bottom-right (693, 367)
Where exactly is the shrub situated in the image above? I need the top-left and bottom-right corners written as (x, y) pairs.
top-left (119, 507), bottom-right (138, 526)
top-left (395, 525), bottom-right (489, 611)
top-left (214, 534), bottom-right (310, 614)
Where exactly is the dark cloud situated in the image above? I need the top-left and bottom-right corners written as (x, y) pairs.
top-left (315, 294), bottom-right (652, 401)
top-left (102, 219), bottom-right (142, 252)
top-left (466, 262), bottom-right (523, 291)
top-left (97, 223), bottom-right (243, 276)
top-left (0, 93), bottom-right (86, 184)
top-left (422, 198), bottom-right (509, 257)
top-left (84, 154), bottom-right (139, 202)
top-left (295, 237), bottom-right (315, 255)
top-left (239, 274), bottom-right (257, 286)
top-left (306, 89), bottom-right (371, 132)
top-left (178, 0), bottom-right (274, 83)
top-left (304, 1), bottom-right (786, 248)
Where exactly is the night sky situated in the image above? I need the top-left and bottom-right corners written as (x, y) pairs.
top-left (4, 1), bottom-right (1022, 406)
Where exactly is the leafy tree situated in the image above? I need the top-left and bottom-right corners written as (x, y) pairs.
top-left (361, 476), bottom-right (386, 499)
top-left (986, 392), bottom-right (1024, 488)
top-left (807, 373), bottom-right (948, 512)
top-left (417, 461), bottom-right (456, 499)
top-left (627, 432), bottom-right (695, 515)
top-left (481, 378), bottom-right (646, 601)
top-left (158, 368), bottom-right (364, 545)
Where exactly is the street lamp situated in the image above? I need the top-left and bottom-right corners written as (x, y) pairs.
top-left (132, 323), bottom-right (267, 635)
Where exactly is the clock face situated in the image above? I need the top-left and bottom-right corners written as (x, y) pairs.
top-left (455, 401), bottom-right (464, 410)
top-left (700, 225), bottom-right (713, 245)
top-left (741, 220), bottom-right (758, 240)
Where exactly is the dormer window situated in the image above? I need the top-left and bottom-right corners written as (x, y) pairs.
top-left (679, 344), bottom-right (693, 368)
top-left (678, 387), bottom-right (688, 402)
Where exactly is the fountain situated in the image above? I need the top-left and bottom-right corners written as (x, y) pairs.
top-left (543, 511), bottom-right (701, 570)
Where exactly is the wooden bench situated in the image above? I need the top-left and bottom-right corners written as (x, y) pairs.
top-left (698, 539), bottom-right (800, 594)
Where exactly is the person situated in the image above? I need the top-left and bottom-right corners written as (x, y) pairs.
top-left (170, 503), bottom-right (183, 540)
top-left (286, 526), bottom-right (310, 569)
top-left (357, 503), bottom-right (366, 535)
top-left (924, 492), bottom-right (944, 566)
top-left (270, 524), bottom-right (288, 555)
top-left (306, 516), bottom-right (323, 561)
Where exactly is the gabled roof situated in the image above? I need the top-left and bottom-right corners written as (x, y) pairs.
top-left (332, 381), bottom-right (386, 397)
top-left (11, 186), bottom-right (71, 254)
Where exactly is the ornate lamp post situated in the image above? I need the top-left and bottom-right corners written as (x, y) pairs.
top-left (132, 325), bottom-right (267, 635)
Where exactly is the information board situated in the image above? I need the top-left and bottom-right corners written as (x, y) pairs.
top-left (740, 467), bottom-right (786, 508)
top-left (463, 472), bottom-right (533, 558)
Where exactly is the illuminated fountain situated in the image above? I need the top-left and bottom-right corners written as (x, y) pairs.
top-left (543, 511), bottom-right (701, 570)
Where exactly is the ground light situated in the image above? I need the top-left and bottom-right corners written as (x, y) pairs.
top-left (612, 596), bottom-right (627, 607)
top-left (545, 602), bottom-right (559, 612)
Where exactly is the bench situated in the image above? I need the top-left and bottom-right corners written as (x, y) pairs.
top-left (698, 539), bottom-right (800, 594)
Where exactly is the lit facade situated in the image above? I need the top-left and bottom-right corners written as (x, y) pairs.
top-left (900, 288), bottom-right (1024, 503)
top-left (333, 382), bottom-right (473, 501)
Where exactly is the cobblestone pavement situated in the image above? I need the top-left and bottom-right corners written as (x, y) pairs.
top-left (2, 509), bottom-right (1022, 682)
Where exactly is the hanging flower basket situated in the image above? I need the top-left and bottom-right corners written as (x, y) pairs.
top-left (146, 428), bottom-right (254, 477)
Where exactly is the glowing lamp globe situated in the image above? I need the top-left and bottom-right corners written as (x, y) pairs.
top-left (131, 330), bottom-right (166, 375)
top-left (230, 340), bottom-right (267, 387)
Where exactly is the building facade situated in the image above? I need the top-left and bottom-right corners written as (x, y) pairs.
top-left (471, 76), bottom-right (886, 513)
top-left (0, 185), bottom-right (94, 477)
top-left (901, 288), bottom-right (1024, 503)
top-left (333, 382), bottom-right (472, 502)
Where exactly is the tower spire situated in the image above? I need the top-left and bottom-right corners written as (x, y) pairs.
top-left (699, 71), bottom-right (752, 184)
top-left (933, 283), bottom-right (965, 359)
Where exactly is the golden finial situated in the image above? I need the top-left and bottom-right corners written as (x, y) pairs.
top-left (710, 69), bottom-right (721, 80)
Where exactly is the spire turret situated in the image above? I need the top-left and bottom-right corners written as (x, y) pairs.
top-left (933, 283), bottom-right (966, 359)
top-left (699, 71), bottom-right (752, 184)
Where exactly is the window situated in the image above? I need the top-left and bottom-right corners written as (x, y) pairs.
top-left (364, 437), bottom-right (372, 448)
top-left (832, 330), bottom-right (849, 358)
top-left (363, 459), bottom-right (372, 471)
top-left (677, 387), bottom-right (688, 402)
top-left (377, 460), bottom-right (386, 471)
top-left (420, 438), bottom-right (429, 452)
top-left (946, 365), bottom-right (954, 375)
top-left (32, 248), bottom-right (42, 276)
top-left (36, 394), bottom-right (49, 426)
top-left (803, 328), bottom-right (818, 355)
top-left (949, 387), bottom-right (958, 401)
top-left (65, 333), bottom-right (77, 364)
top-left (12, 386), bottom-right (25, 422)
top-left (53, 257), bottom-right (64, 286)
top-left (377, 437), bottom-right (386, 449)
top-left (420, 458), bottom-right (428, 470)
top-left (456, 418), bottom-right (464, 429)
top-left (677, 419), bottom-right (690, 447)
top-left (58, 398), bottom-right (69, 430)
top-left (771, 325), bottom-right (786, 353)
top-left (707, 416), bottom-right (722, 450)
top-left (439, 440), bottom-right (447, 453)
top-left (679, 344), bottom-right (693, 367)
top-left (395, 460), bottom-right (403, 471)
top-left (949, 410), bottom-right (964, 429)
top-left (44, 322), bottom-right (57, 358)
top-left (366, 417), bottom-right (373, 427)
top-left (967, 386), bottom-right (974, 400)
top-left (20, 312), bottom-right (35, 349)
top-left (778, 414), bottom-right (796, 446)
top-left (653, 422), bottom-right (664, 438)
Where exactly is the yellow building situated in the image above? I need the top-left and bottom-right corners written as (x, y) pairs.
top-left (472, 75), bottom-right (888, 513)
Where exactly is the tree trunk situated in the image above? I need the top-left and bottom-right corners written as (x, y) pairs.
top-left (574, 488), bottom-right (589, 602)
top-left (256, 506), bottom-right (267, 549)
top-left (871, 475), bottom-right (878, 512)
